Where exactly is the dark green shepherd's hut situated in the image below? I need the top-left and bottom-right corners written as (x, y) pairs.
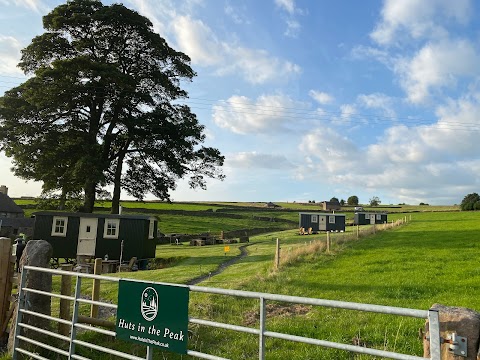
top-left (33, 212), bottom-right (158, 261)
top-left (299, 212), bottom-right (346, 233)
top-left (354, 212), bottom-right (388, 225)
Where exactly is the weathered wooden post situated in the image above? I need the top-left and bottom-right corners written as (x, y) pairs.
top-left (356, 225), bottom-right (359, 240)
top-left (274, 238), bottom-right (281, 270)
top-left (59, 264), bottom-right (73, 336)
top-left (91, 258), bottom-right (103, 318)
top-left (326, 232), bottom-right (330, 253)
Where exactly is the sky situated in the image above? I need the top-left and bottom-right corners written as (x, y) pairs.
top-left (1, 0), bottom-right (480, 205)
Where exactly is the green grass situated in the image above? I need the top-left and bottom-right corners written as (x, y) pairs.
top-left (4, 209), bottom-right (477, 359)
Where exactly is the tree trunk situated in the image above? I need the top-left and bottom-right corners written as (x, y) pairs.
top-left (110, 151), bottom-right (126, 214)
top-left (58, 187), bottom-right (67, 210)
top-left (83, 180), bottom-right (96, 213)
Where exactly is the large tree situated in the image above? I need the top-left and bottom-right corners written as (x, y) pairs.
top-left (0, 0), bottom-right (224, 213)
top-left (460, 193), bottom-right (480, 211)
top-left (347, 195), bottom-right (359, 206)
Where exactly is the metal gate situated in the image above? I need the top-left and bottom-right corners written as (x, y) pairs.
top-left (12, 266), bottom-right (441, 360)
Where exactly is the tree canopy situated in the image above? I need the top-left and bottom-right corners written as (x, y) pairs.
top-left (347, 195), bottom-right (359, 205)
top-left (0, 0), bottom-right (224, 213)
top-left (460, 193), bottom-right (480, 211)
top-left (369, 196), bottom-right (381, 206)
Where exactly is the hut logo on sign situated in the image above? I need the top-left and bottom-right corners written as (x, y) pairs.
top-left (141, 287), bottom-right (159, 321)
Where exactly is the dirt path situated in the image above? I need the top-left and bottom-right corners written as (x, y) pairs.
top-left (186, 243), bottom-right (254, 285)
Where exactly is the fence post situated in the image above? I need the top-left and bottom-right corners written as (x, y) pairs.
top-left (59, 264), bottom-right (73, 336)
top-left (326, 232), bottom-right (330, 253)
top-left (274, 238), bottom-right (280, 270)
top-left (259, 297), bottom-right (266, 360)
top-left (0, 237), bottom-right (14, 341)
top-left (356, 225), bottom-right (359, 240)
top-left (91, 258), bottom-right (102, 318)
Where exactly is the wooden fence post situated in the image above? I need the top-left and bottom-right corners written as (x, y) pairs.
top-left (91, 258), bottom-right (102, 318)
top-left (59, 264), bottom-right (73, 336)
top-left (356, 225), bottom-right (359, 240)
top-left (0, 237), bottom-right (15, 341)
top-left (274, 238), bottom-right (280, 270)
top-left (326, 232), bottom-right (330, 253)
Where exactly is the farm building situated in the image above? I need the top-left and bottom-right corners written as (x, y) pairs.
top-left (32, 212), bottom-right (158, 261)
top-left (299, 212), bottom-right (346, 233)
top-left (0, 186), bottom-right (34, 238)
top-left (354, 212), bottom-right (388, 225)
top-left (321, 200), bottom-right (341, 211)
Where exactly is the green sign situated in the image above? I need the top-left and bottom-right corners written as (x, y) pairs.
top-left (116, 280), bottom-right (189, 354)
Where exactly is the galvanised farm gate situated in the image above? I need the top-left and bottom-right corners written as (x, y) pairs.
top-left (12, 266), bottom-right (442, 360)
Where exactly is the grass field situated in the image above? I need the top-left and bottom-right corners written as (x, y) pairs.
top-left (3, 209), bottom-right (479, 359)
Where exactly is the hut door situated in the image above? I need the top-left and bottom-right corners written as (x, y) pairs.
top-left (319, 216), bottom-right (326, 231)
top-left (77, 218), bottom-right (98, 256)
top-left (370, 215), bottom-right (375, 225)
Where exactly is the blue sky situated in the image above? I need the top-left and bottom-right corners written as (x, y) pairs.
top-left (1, 0), bottom-right (480, 205)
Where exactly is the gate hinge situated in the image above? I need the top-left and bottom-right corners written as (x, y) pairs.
top-left (444, 333), bottom-right (467, 357)
top-left (424, 333), bottom-right (467, 357)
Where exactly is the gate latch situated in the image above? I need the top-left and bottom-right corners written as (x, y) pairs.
top-left (443, 333), bottom-right (467, 357)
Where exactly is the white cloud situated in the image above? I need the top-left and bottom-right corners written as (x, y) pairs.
top-left (224, 3), bottom-right (250, 25)
top-left (212, 94), bottom-right (304, 134)
top-left (0, 35), bottom-right (23, 75)
top-left (297, 93), bottom-right (480, 204)
top-left (284, 19), bottom-right (301, 38)
top-left (395, 39), bottom-right (480, 104)
top-left (332, 104), bottom-right (357, 125)
top-left (371, 0), bottom-right (472, 46)
top-left (171, 16), bottom-right (301, 84)
top-left (10, 0), bottom-right (48, 14)
top-left (171, 16), bottom-right (223, 66)
top-left (357, 93), bottom-right (396, 118)
top-left (275, 0), bottom-right (296, 15)
top-left (309, 90), bottom-right (334, 105)
top-left (227, 152), bottom-right (293, 169)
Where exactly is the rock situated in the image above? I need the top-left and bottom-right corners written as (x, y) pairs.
top-left (423, 303), bottom-right (480, 360)
top-left (8, 240), bottom-right (53, 354)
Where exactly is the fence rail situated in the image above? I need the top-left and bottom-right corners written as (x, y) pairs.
top-left (12, 265), bottom-right (441, 360)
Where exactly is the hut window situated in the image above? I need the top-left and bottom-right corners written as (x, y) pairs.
top-left (376, 214), bottom-right (381, 220)
top-left (311, 215), bottom-right (318, 223)
top-left (104, 219), bottom-right (120, 239)
top-left (51, 216), bottom-right (68, 237)
top-left (148, 220), bottom-right (155, 239)
top-left (328, 216), bottom-right (335, 224)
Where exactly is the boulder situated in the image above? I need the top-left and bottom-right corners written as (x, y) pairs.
top-left (423, 303), bottom-right (480, 360)
top-left (8, 240), bottom-right (53, 354)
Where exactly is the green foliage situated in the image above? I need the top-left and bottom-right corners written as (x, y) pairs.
top-left (0, 0), bottom-right (224, 213)
top-left (347, 195), bottom-right (359, 205)
top-left (330, 197), bottom-right (339, 202)
top-left (460, 192), bottom-right (480, 211)
top-left (35, 190), bottom-right (83, 211)
top-left (369, 196), bottom-right (381, 206)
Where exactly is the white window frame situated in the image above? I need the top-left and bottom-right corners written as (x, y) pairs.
top-left (328, 216), bottom-right (335, 224)
top-left (376, 214), bottom-right (381, 220)
top-left (51, 216), bottom-right (68, 237)
top-left (311, 215), bottom-right (318, 223)
top-left (104, 219), bottom-right (120, 239)
top-left (148, 219), bottom-right (155, 239)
